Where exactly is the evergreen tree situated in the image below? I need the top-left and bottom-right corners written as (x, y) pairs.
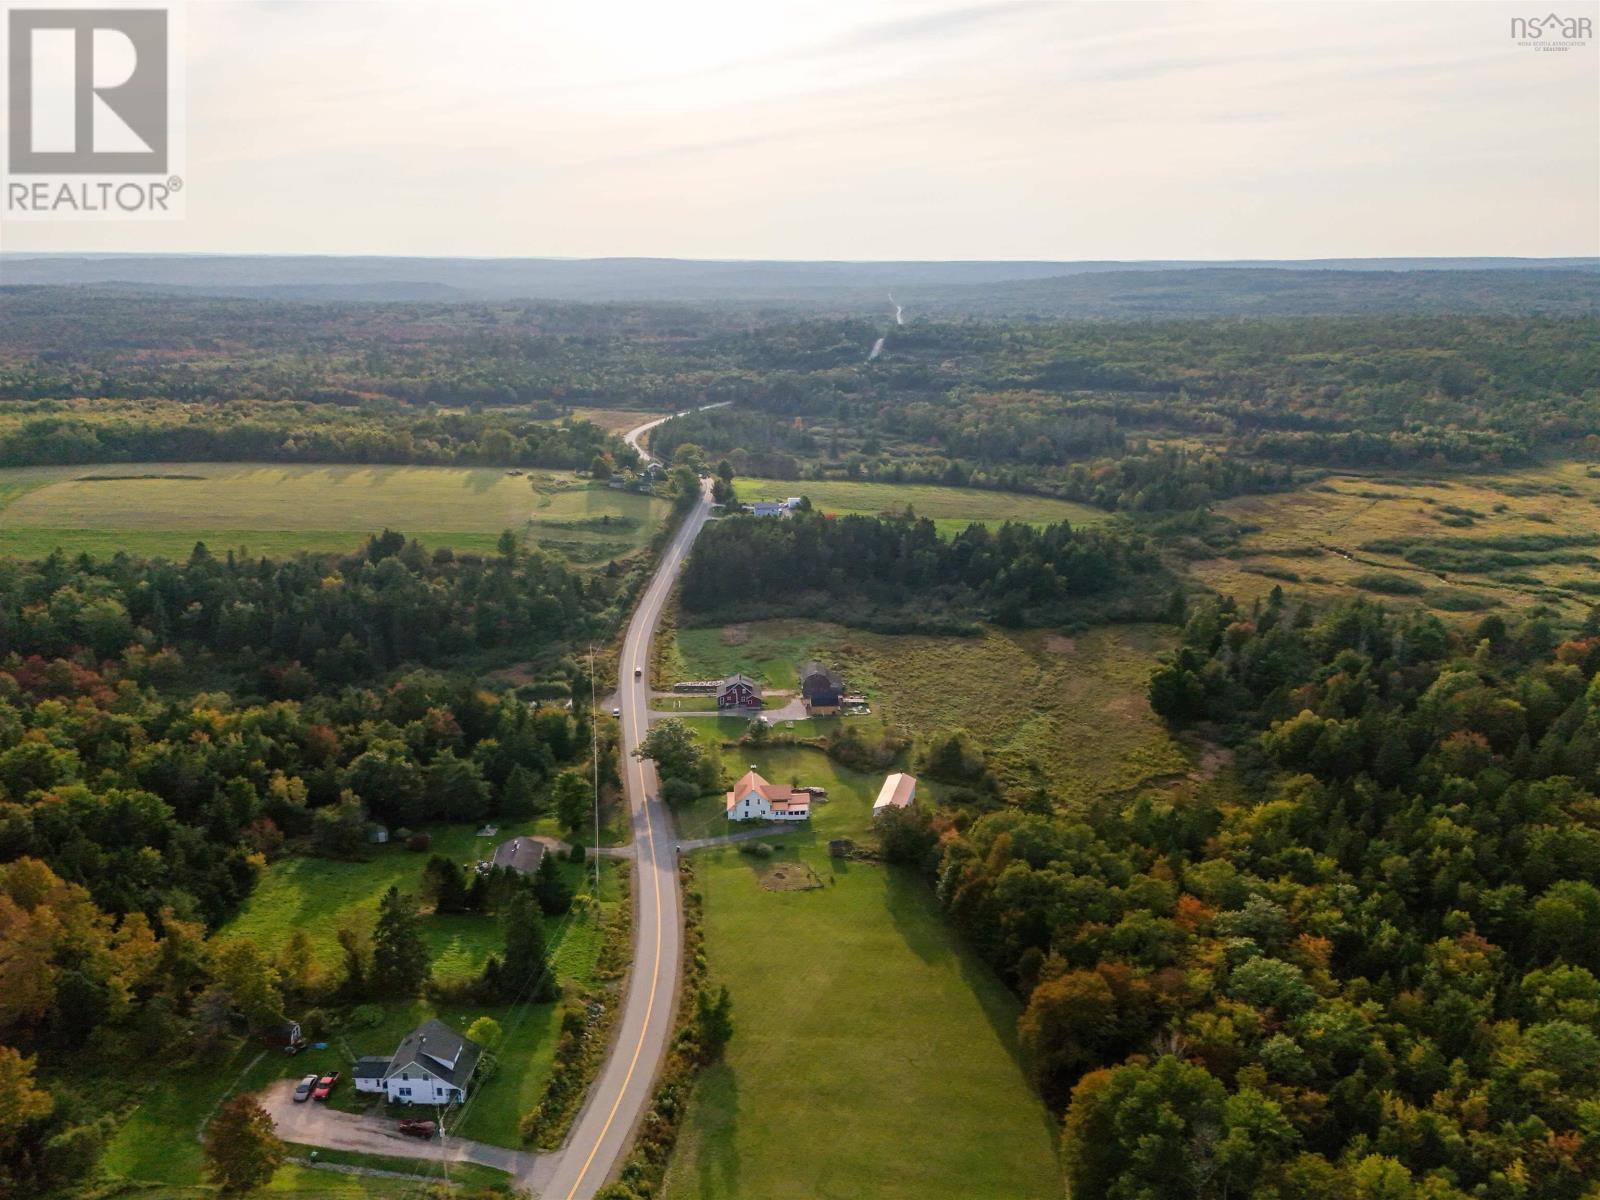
top-left (502, 891), bottom-right (558, 1002)
top-left (501, 764), bottom-right (540, 818)
top-left (371, 887), bottom-right (431, 996)
top-left (423, 855), bottom-right (470, 914)
top-left (552, 769), bottom-right (591, 832)
top-left (533, 853), bottom-right (574, 916)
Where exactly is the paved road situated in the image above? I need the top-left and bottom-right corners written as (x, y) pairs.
top-left (539, 442), bottom-right (715, 1200)
top-left (621, 400), bottom-right (730, 461)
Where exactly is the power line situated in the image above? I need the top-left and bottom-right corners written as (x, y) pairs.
top-left (590, 643), bottom-right (601, 899)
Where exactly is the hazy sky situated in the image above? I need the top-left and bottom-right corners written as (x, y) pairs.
top-left (4, 0), bottom-right (1598, 258)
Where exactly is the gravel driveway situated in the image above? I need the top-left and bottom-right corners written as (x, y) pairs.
top-left (257, 1079), bottom-right (549, 1184)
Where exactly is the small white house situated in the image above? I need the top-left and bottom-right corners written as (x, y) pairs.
top-left (749, 497), bottom-right (802, 518)
top-left (356, 1019), bottom-right (483, 1106)
top-left (873, 773), bottom-right (918, 820)
top-left (726, 768), bottom-right (811, 822)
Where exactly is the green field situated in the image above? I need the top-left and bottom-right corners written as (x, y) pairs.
top-left (663, 618), bottom-right (1192, 802)
top-left (0, 462), bottom-right (668, 562)
top-left (661, 841), bottom-right (1061, 1200)
top-left (734, 476), bottom-right (1109, 537)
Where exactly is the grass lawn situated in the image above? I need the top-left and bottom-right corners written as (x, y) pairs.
top-left (223, 825), bottom-right (621, 986)
top-left (664, 618), bottom-right (1191, 802)
top-left (1195, 461), bottom-right (1600, 622)
top-left (222, 824), bottom-right (521, 981)
top-left (661, 844), bottom-right (1061, 1200)
top-left (280, 1145), bottom-right (510, 1192)
top-left (734, 476), bottom-right (1110, 536)
top-left (0, 462), bottom-right (668, 564)
top-left (319, 998), bottom-right (565, 1150)
top-left (671, 745), bottom-right (883, 843)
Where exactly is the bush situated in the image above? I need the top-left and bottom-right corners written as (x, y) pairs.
top-left (739, 841), bottom-right (774, 859)
top-left (407, 832), bottom-right (431, 852)
top-left (1424, 588), bottom-right (1497, 611)
top-left (1352, 572), bottom-right (1426, 595)
top-left (347, 1004), bottom-right (384, 1029)
top-left (661, 777), bottom-right (699, 807)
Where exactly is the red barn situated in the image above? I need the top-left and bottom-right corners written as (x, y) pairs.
top-left (717, 673), bottom-right (762, 710)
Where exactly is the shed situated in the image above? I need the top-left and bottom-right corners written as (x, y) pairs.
top-left (873, 773), bottom-right (918, 819)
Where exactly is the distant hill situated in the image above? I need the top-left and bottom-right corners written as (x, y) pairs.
top-left (901, 267), bottom-right (1600, 319)
top-left (1, 253), bottom-right (1594, 315)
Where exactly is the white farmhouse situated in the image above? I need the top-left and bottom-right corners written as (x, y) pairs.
top-left (726, 768), bottom-right (811, 822)
top-left (873, 772), bottom-right (918, 820)
top-left (351, 1018), bottom-right (483, 1106)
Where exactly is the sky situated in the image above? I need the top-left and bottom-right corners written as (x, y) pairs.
top-left (2, 0), bottom-right (1597, 259)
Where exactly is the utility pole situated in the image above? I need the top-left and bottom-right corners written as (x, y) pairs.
top-left (589, 644), bottom-right (600, 899)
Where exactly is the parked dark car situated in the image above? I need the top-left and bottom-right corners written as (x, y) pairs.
top-left (292, 1074), bottom-right (318, 1103)
top-left (312, 1072), bottom-right (340, 1101)
top-left (398, 1119), bottom-right (438, 1138)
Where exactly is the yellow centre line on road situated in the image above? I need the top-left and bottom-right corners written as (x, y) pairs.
top-left (564, 531), bottom-right (682, 1198)
top-left (564, 727), bottom-right (662, 1200)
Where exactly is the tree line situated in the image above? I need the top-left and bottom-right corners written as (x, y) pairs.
top-left (679, 509), bottom-right (1176, 631)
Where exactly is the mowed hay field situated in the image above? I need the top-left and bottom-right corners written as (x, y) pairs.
top-left (1195, 462), bottom-right (1600, 621)
top-left (0, 462), bottom-right (668, 562)
top-left (662, 844), bottom-right (1061, 1200)
top-left (733, 476), bottom-right (1110, 537)
top-left (664, 618), bottom-right (1192, 804)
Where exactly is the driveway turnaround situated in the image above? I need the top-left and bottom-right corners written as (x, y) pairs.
top-left (258, 1078), bottom-right (548, 1183)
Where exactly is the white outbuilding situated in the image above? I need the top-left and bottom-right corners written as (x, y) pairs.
top-left (873, 773), bottom-right (918, 819)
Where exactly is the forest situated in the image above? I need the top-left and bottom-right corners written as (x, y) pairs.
top-left (0, 531), bottom-right (623, 1194)
top-left (876, 594), bottom-right (1600, 1198)
top-left (650, 315), bottom-right (1600, 509)
top-left (677, 509), bottom-right (1176, 632)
